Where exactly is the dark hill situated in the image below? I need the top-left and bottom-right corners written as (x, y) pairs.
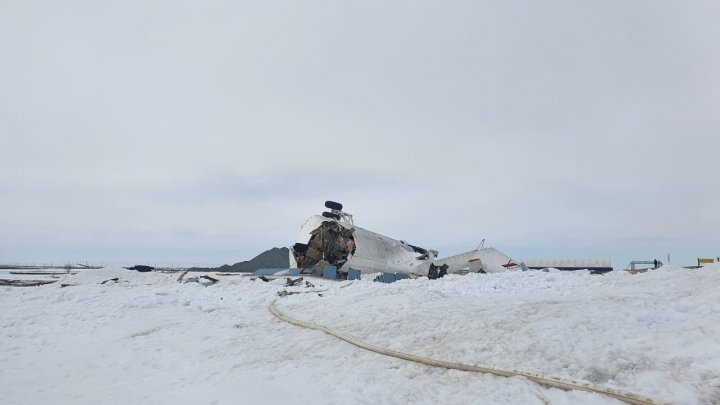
top-left (190, 247), bottom-right (290, 273)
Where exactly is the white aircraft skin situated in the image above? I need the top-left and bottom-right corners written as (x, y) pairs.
top-left (290, 205), bottom-right (524, 277)
top-left (434, 247), bottom-right (526, 274)
top-left (290, 214), bottom-right (435, 276)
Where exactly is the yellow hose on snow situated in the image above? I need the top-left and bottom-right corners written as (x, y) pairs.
top-left (269, 300), bottom-right (667, 405)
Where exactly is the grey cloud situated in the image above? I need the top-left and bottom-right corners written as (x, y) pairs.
top-left (1, 0), bottom-right (718, 266)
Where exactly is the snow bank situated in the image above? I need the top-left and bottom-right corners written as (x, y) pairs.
top-left (1, 265), bottom-right (718, 404)
top-left (279, 266), bottom-right (720, 404)
top-left (61, 267), bottom-right (171, 285)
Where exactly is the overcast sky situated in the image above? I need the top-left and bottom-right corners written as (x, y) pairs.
top-left (1, 0), bottom-right (718, 268)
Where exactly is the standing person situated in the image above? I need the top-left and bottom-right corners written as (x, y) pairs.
top-left (653, 259), bottom-right (658, 269)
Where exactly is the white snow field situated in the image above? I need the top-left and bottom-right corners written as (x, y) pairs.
top-left (1, 265), bottom-right (719, 405)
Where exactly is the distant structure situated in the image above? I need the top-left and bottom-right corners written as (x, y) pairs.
top-left (626, 260), bottom-right (662, 271)
top-left (697, 257), bottom-right (717, 266)
top-left (523, 259), bottom-right (613, 273)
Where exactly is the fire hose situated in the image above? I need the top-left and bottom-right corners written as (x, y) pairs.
top-left (269, 300), bottom-right (667, 405)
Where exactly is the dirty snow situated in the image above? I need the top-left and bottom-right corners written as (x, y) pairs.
top-left (1, 266), bottom-right (719, 404)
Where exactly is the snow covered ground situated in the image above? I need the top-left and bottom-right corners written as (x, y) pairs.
top-left (1, 266), bottom-right (719, 404)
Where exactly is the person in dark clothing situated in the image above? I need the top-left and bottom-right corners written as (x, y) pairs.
top-left (653, 259), bottom-right (658, 269)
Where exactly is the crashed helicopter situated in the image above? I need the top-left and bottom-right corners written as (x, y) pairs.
top-left (289, 201), bottom-right (526, 279)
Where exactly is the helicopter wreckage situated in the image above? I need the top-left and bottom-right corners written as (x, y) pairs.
top-left (289, 201), bottom-right (527, 280)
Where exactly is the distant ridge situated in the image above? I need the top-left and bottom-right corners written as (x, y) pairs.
top-left (190, 247), bottom-right (289, 273)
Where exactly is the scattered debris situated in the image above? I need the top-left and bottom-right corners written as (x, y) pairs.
top-left (285, 277), bottom-right (303, 287)
top-left (277, 289), bottom-right (327, 297)
top-left (374, 272), bottom-right (412, 283)
top-left (200, 275), bottom-right (219, 284)
top-left (180, 274), bottom-right (220, 286)
top-left (101, 277), bottom-right (120, 285)
top-left (305, 280), bottom-right (315, 288)
top-left (176, 270), bottom-right (189, 282)
top-left (259, 276), bottom-right (271, 282)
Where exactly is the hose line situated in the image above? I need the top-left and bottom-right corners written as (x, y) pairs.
top-left (269, 300), bottom-right (667, 405)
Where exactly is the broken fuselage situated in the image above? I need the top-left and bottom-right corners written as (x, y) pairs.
top-left (290, 214), bottom-right (435, 276)
top-left (289, 205), bottom-right (525, 277)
